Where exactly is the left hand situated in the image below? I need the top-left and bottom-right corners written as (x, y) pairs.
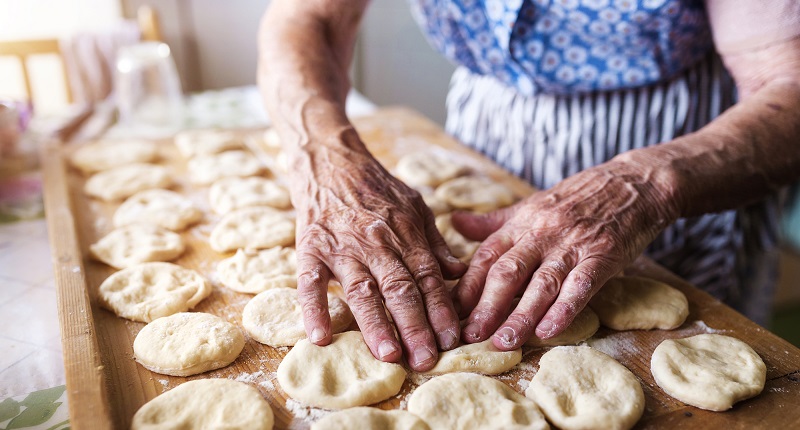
top-left (451, 157), bottom-right (680, 349)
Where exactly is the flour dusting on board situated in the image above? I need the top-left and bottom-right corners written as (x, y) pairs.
top-left (587, 319), bottom-right (725, 360)
top-left (285, 398), bottom-right (331, 423)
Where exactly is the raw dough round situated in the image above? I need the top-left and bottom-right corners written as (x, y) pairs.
top-left (421, 191), bottom-right (451, 216)
top-left (423, 339), bottom-right (521, 375)
top-left (525, 307), bottom-right (599, 347)
top-left (407, 373), bottom-right (548, 430)
top-left (209, 207), bottom-right (295, 252)
top-left (174, 129), bottom-right (243, 158)
top-left (113, 189), bottom-right (202, 231)
top-left (90, 225), bottom-right (184, 269)
top-left (217, 247), bottom-right (297, 293)
top-left (209, 176), bottom-right (291, 214)
top-left (435, 214), bottom-right (479, 262)
top-left (589, 276), bottom-right (689, 330)
top-left (134, 312), bottom-right (245, 376)
top-left (395, 152), bottom-right (468, 188)
top-left (651, 334), bottom-right (766, 411)
top-left (277, 331), bottom-right (406, 409)
top-left (242, 287), bottom-right (352, 347)
top-left (131, 379), bottom-right (274, 430)
top-left (84, 163), bottom-right (172, 202)
top-left (525, 346), bottom-right (644, 430)
top-left (70, 139), bottom-right (158, 174)
top-left (434, 176), bottom-right (515, 213)
top-left (188, 150), bottom-right (264, 185)
top-left (311, 407), bottom-right (429, 430)
top-left (98, 262), bottom-right (211, 322)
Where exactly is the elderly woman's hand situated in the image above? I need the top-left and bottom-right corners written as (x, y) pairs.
top-left (451, 156), bottom-right (680, 349)
top-left (290, 132), bottom-right (466, 371)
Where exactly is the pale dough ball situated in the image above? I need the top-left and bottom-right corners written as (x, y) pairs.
top-left (422, 191), bottom-right (451, 216)
top-left (525, 307), bottom-right (599, 347)
top-left (311, 407), bottom-right (430, 430)
top-left (651, 334), bottom-right (766, 411)
top-left (434, 176), bottom-right (515, 213)
top-left (188, 150), bottom-right (265, 185)
top-left (131, 379), bottom-right (274, 430)
top-left (84, 163), bottom-right (172, 202)
top-left (217, 247), bottom-right (297, 293)
top-left (435, 213), bottom-right (479, 262)
top-left (395, 152), bottom-right (468, 188)
top-left (174, 129), bottom-right (243, 158)
top-left (209, 207), bottom-right (295, 253)
top-left (70, 139), bottom-right (158, 174)
top-left (90, 225), bottom-right (184, 269)
top-left (525, 346), bottom-right (644, 430)
top-left (423, 339), bottom-right (521, 375)
top-left (98, 262), bottom-right (211, 322)
top-left (209, 176), bottom-right (291, 214)
top-left (589, 276), bottom-right (689, 330)
top-left (133, 312), bottom-right (245, 376)
top-left (242, 288), bottom-right (352, 347)
top-left (113, 189), bottom-right (203, 231)
top-left (277, 331), bottom-right (406, 409)
top-left (408, 373), bottom-right (548, 430)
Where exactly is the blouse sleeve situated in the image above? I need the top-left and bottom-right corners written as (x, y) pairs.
top-left (706, 0), bottom-right (800, 55)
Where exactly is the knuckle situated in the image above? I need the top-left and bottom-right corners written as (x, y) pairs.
top-left (505, 312), bottom-right (537, 332)
top-left (489, 255), bottom-right (530, 282)
top-left (302, 301), bottom-right (327, 320)
top-left (344, 279), bottom-right (378, 306)
top-left (297, 269), bottom-right (324, 290)
top-left (380, 277), bottom-right (418, 301)
top-left (471, 244), bottom-right (504, 267)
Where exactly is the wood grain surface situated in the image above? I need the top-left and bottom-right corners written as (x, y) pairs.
top-left (43, 107), bottom-right (800, 429)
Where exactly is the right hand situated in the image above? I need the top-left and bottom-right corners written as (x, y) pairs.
top-left (289, 130), bottom-right (467, 371)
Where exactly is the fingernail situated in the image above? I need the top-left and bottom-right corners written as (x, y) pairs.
top-left (412, 347), bottom-right (435, 367)
top-left (462, 322), bottom-right (481, 342)
top-left (378, 340), bottom-right (399, 360)
top-left (537, 320), bottom-right (554, 338)
top-left (310, 328), bottom-right (325, 343)
top-left (494, 327), bottom-right (517, 347)
top-left (446, 255), bottom-right (462, 264)
top-left (437, 329), bottom-right (458, 350)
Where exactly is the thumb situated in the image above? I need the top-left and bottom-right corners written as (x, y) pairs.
top-left (450, 205), bottom-right (516, 241)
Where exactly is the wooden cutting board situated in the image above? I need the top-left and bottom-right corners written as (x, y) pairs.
top-left (42, 107), bottom-right (800, 429)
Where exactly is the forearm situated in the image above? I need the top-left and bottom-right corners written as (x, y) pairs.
top-left (258, 0), bottom-right (371, 191)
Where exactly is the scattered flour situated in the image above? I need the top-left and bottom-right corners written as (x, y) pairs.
top-left (232, 370), bottom-right (265, 384)
top-left (407, 372), bottom-right (432, 386)
top-left (517, 378), bottom-right (530, 392)
top-left (157, 379), bottom-right (170, 390)
top-left (284, 398), bottom-right (331, 422)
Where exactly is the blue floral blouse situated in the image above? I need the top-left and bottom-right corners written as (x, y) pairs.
top-left (408, 0), bottom-right (714, 95)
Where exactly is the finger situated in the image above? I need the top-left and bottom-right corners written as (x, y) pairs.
top-left (491, 256), bottom-right (573, 350)
top-left (450, 205), bottom-right (516, 241)
top-left (330, 256), bottom-right (403, 363)
top-left (535, 257), bottom-right (616, 339)
top-left (296, 251), bottom-right (334, 346)
top-left (368, 253), bottom-right (439, 371)
top-left (401, 245), bottom-right (460, 351)
top-left (422, 207), bottom-right (467, 279)
top-left (462, 241), bottom-right (540, 343)
top-left (454, 231), bottom-right (515, 319)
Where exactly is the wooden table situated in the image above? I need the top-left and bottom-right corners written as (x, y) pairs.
top-left (42, 108), bottom-right (800, 429)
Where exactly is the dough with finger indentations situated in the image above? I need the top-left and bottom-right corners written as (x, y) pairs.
top-left (98, 262), bottom-right (211, 322)
top-left (188, 150), bottom-right (264, 185)
top-left (217, 247), bottom-right (297, 293)
top-left (209, 207), bottom-right (295, 252)
top-left (435, 213), bottom-right (479, 262)
top-left (84, 163), bottom-right (172, 201)
top-left (131, 379), bottom-right (274, 430)
top-left (133, 312), bottom-right (245, 376)
top-left (423, 339), bottom-right (521, 375)
top-left (311, 407), bottom-right (430, 430)
top-left (174, 129), bottom-right (243, 158)
top-left (395, 152), bottom-right (469, 188)
top-left (651, 334), bottom-right (766, 411)
top-left (90, 225), bottom-right (184, 269)
top-left (113, 189), bottom-right (202, 231)
top-left (209, 176), bottom-right (291, 214)
top-left (589, 276), bottom-right (689, 331)
top-left (277, 331), bottom-right (406, 409)
top-left (408, 372), bottom-right (549, 430)
top-left (525, 307), bottom-right (599, 347)
top-left (434, 176), bottom-right (515, 213)
top-left (70, 139), bottom-right (158, 174)
top-left (525, 346), bottom-right (644, 430)
top-left (242, 287), bottom-right (352, 347)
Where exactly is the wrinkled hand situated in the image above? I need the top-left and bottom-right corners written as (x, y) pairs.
top-left (452, 159), bottom-right (679, 349)
top-left (291, 142), bottom-right (467, 371)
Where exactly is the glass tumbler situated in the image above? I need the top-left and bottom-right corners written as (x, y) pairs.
top-left (115, 42), bottom-right (184, 133)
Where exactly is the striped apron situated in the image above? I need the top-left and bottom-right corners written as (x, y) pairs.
top-left (445, 54), bottom-right (782, 325)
